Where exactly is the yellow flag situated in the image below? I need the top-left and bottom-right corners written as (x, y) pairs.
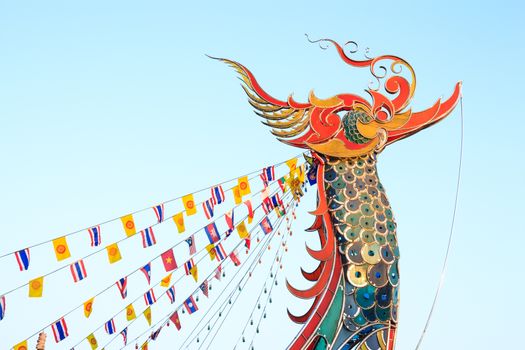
top-left (298, 164), bottom-right (306, 182)
top-left (126, 303), bottom-right (136, 321)
top-left (236, 221), bottom-right (249, 239)
top-left (144, 306), bottom-right (152, 325)
top-left (106, 243), bottom-right (122, 264)
top-left (87, 333), bottom-right (98, 350)
top-left (173, 212), bottom-right (185, 233)
top-left (84, 297), bottom-right (95, 318)
top-left (238, 176), bottom-right (251, 196)
top-left (14, 340), bottom-right (27, 350)
top-left (141, 342), bottom-right (149, 350)
top-left (160, 273), bottom-right (172, 287)
top-left (182, 194), bottom-right (197, 216)
top-left (232, 186), bottom-right (242, 205)
top-left (121, 214), bottom-right (136, 237)
top-left (206, 244), bottom-right (217, 260)
top-left (286, 157), bottom-right (298, 171)
top-left (52, 236), bottom-right (71, 261)
top-left (29, 276), bottom-right (44, 297)
top-left (190, 266), bottom-right (198, 282)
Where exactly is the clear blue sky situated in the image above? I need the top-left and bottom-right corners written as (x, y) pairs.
top-left (0, 1), bottom-right (523, 349)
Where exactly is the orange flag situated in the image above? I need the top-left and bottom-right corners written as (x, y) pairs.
top-left (161, 273), bottom-right (172, 287)
top-left (182, 194), bottom-right (197, 216)
top-left (236, 221), bottom-right (249, 239)
top-left (14, 340), bottom-right (27, 350)
top-left (52, 236), bottom-right (71, 261)
top-left (205, 244), bottom-right (217, 260)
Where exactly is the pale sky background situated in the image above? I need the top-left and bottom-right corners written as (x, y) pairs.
top-left (0, 1), bottom-right (523, 349)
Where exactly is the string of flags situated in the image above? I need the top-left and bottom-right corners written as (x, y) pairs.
top-left (3, 158), bottom-right (309, 349)
top-left (2, 161), bottom-right (302, 307)
top-left (141, 194), bottom-right (298, 349)
top-left (92, 195), bottom-right (298, 350)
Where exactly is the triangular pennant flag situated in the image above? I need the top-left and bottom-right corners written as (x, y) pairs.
top-left (116, 277), bottom-right (128, 299)
top-left (199, 280), bottom-right (209, 298)
top-left (225, 209), bottom-right (235, 235)
top-left (52, 236), bottom-right (71, 261)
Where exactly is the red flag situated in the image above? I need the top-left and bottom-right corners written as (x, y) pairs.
top-left (161, 249), bottom-right (177, 272)
top-left (229, 250), bottom-right (241, 266)
top-left (169, 311), bottom-right (181, 330)
top-left (225, 210), bottom-right (234, 235)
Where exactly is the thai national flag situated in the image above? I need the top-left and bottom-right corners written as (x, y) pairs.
top-left (15, 248), bottom-right (30, 271)
top-left (204, 223), bottom-right (220, 244)
top-left (262, 197), bottom-right (274, 214)
top-left (215, 243), bottom-right (227, 261)
top-left (211, 185), bottom-right (225, 205)
top-left (121, 327), bottom-right (128, 345)
top-left (70, 259), bottom-right (88, 282)
top-left (88, 226), bottom-right (102, 247)
top-left (144, 289), bottom-right (156, 306)
top-left (185, 235), bottom-right (196, 255)
top-left (141, 227), bottom-right (157, 248)
top-left (166, 286), bottom-right (176, 304)
top-left (0, 295), bottom-right (5, 321)
top-left (153, 204), bottom-right (165, 223)
top-left (259, 217), bottom-right (273, 235)
top-left (183, 295), bottom-right (198, 314)
top-left (51, 317), bottom-right (69, 343)
top-left (116, 277), bottom-right (128, 299)
top-left (202, 199), bottom-right (215, 220)
top-left (184, 259), bottom-right (195, 276)
top-left (105, 318), bottom-right (116, 335)
top-left (140, 263), bottom-right (152, 285)
top-left (260, 166), bottom-right (275, 186)
top-left (270, 193), bottom-right (282, 208)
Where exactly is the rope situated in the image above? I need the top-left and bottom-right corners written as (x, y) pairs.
top-left (414, 95), bottom-right (464, 349)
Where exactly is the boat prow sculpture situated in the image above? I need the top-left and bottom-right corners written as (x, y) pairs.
top-left (213, 38), bottom-right (461, 350)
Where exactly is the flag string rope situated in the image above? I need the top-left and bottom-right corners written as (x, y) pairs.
top-left (127, 196), bottom-right (294, 348)
top-left (229, 215), bottom-right (293, 350)
top-left (18, 183), bottom-right (295, 348)
top-left (104, 194), bottom-right (296, 350)
top-left (414, 95), bottom-right (464, 349)
top-left (204, 207), bottom-right (294, 350)
top-left (0, 162), bottom-right (302, 298)
top-left (0, 151), bottom-right (306, 259)
top-left (123, 202), bottom-right (293, 350)
top-left (181, 202), bottom-right (295, 348)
